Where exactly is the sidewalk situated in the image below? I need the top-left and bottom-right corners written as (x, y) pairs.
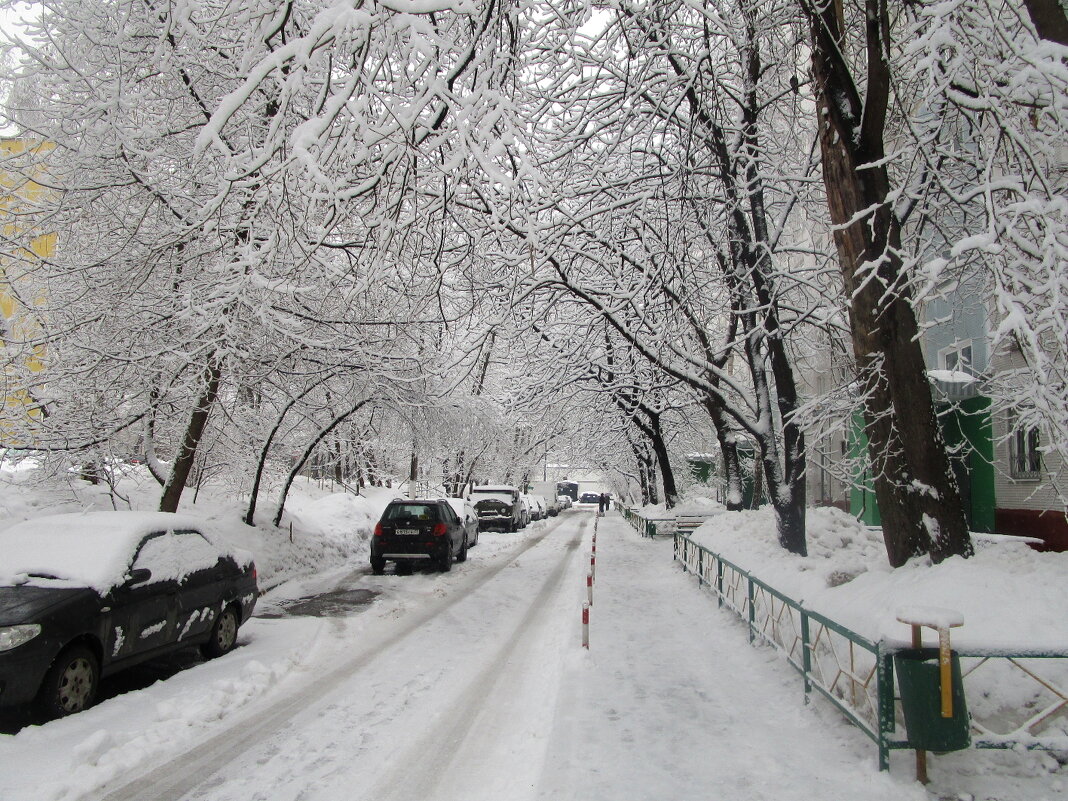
top-left (537, 511), bottom-right (927, 801)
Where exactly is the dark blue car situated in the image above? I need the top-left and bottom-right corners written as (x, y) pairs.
top-left (0, 511), bottom-right (257, 719)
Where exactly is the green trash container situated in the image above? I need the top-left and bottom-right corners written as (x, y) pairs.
top-left (894, 647), bottom-right (971, 752)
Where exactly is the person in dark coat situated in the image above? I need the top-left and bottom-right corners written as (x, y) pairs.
top-left (598, 493), bottom-right (608, 514)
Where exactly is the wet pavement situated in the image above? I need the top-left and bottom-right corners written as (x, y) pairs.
top-left (256, 587), bottom-right (379, 619)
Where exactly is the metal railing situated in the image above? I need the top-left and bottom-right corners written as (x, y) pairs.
top-left (619, 506), bottom-right (676, 538)
top-left (669, 529), bottom-right (1068, 770)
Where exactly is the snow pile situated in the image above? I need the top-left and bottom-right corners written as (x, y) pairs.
top-left (635, 490), bottom-right (726, 519)
top-left (687, 505), bottom-right (1068, 651)
top-left (19, 634), bottom-right (310, 801)
top-left (0, 466), bottom-right (402, 591)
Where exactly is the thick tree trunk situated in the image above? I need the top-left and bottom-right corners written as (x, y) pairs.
top-left (1023, 0), bottom-right (1068, 44)
top-left (160, 355), bottom-right (223, 513)
top-left (804, 0), bottom-right (972, 566)
top-left (647, 414), bottom-right (678, 509)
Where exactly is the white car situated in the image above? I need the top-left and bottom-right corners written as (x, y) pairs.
top-left (445, 497), bottom-right (479, 547)
top-left (527, 495), bottom-right (547, 521)
top-left (518, 494), bottom-right (533, 526)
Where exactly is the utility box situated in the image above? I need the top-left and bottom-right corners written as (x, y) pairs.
top-left (894, 647), bottom-right (971, 752)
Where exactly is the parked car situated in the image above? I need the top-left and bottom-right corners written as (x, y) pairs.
top-left (0, 511), bottom-right (258, 720)
top-left (371, 499), bottom-right (468, 575)
top-left (557, 495), bottom-right (573, 510)
top-left (445, 497), bottom-right (479, 548)
top-left (525, 494), bottom-right (547, 521)
top-left (545, 496), bottom-right (561, 517)
top-left (518, 494), bottom-right (534, 526)
top-left (469, 485), bottom-right (524, 532)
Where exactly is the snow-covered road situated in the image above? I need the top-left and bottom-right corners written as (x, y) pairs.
top-left (93, 512), bottom-right (591, 801)
top-left (4, 510), bottom-right (1061, 801)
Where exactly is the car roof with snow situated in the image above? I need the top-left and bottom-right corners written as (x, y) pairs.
top-left (470, 485), bottom-right (519, 492)
top-left (0, 510), bottom-right (242, 593)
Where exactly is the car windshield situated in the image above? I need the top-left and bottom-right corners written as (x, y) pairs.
top-left (471, 491), bottom-right (515, 505)
top-left (383, 504), bottom-right (439, 522)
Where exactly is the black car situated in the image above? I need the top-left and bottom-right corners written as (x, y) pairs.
top-left (0, 511), bottom-right (257, 719)
top-left (469, 485), bottom-right (524, 532)
top-left (371, 499), bottom-right (468, 575)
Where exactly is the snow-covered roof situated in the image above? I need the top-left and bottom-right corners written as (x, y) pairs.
top-left (0, 511), bottom-right (234, 594)
top-left (470, 485), bottom-right (519, 492)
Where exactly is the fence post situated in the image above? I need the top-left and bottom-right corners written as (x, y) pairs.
top-left (801, 610), bottom-right (812, 698)
top-left (716, 559), bottom-right (724, 608)
top-left (698, 548), bottom-right (705, 587)
top-left (747, 574), bottom-right (756, 644)
top-left (876, 643), bottom-right (894, 772)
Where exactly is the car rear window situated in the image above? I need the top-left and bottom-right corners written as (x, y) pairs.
top-left (383, 503), bottom-right (440, 522)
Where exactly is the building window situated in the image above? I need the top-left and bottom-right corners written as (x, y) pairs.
top-left (1009, 415), bottom-right (1041, 479)
top-left (940, 340), bottom-right (974, 375)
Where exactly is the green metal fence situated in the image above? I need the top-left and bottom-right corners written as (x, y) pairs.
top-left (660, 527), bottom-right (1068, 771)
top-left (620, 506), bottom-right (676, 539)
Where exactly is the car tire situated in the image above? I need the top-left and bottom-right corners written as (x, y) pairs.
top-left (36, 644), bottom-right (99, 719)
top-left (456, 534), bottom-right (468, 563)
top-left (370, 556), bottom-right (386, 575)
top-left (201, 605), bottom-right (239, 659)
top-left (439, 546), bottom-right (453, 572)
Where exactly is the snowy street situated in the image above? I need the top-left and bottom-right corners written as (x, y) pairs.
top-left (3, 508), bottom-right (1065, 801)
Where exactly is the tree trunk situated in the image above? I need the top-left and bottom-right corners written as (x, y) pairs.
top-left (1023, 0), bottom-right (1068, 45)
top-left (645, 411), bottom-right (679, 509)
top-left (273, 399), bottom-right (370, 527)
top-left (160, 355), bottom-right (222, 513)
top-left (804, 0), bottom-right (972, 566)
top-left (245, 376), bottom-right (335, 526)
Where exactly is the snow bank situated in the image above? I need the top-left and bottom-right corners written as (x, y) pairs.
top-left (687, 505), bottom-right (1068, 652)
top-left (0, 466), bottom-right (402, 591)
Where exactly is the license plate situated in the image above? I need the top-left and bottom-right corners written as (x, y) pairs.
top-left (396, 528), bottom-right (418, 536)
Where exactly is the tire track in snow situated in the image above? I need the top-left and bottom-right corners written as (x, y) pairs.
top-left (368, 518), bottom-right (587, 801)
top-left (96, 516), bottom-right (583, 801)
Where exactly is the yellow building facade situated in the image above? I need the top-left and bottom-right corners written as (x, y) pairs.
top-left (1, 137), bottom-right (56, 443)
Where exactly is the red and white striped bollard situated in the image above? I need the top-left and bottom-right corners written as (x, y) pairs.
top-left (582, 602), bottom-right (590, 649)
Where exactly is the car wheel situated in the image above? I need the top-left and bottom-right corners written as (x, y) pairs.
top-left (456, 534), bottom-right (468, 563)
top-left (370, 556), bottom-right (386, 575)
top-left (201, 605), bottom-right (239, 659)
top-left (37, 644), bottom-right (99, 719)
top-left (439, 546), bottom-right (453, 572)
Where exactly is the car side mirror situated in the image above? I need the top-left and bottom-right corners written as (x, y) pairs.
top-left (125, 567), bottom-right (152, 586)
